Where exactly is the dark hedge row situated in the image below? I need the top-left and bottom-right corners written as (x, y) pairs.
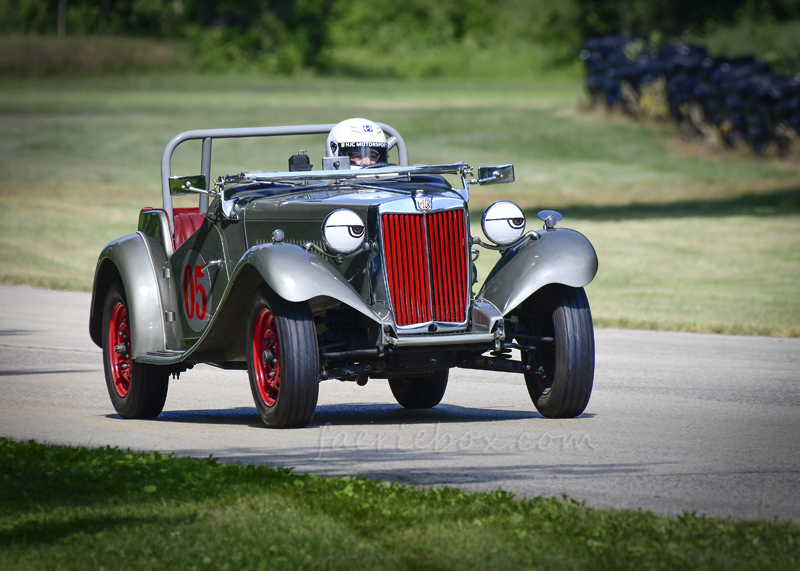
top-left (581, 36), bottom-right (800, 155)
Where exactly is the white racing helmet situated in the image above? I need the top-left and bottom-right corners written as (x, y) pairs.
top-left (326, 118), bottom-right (388, 167)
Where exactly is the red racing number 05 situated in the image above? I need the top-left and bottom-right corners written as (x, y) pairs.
top-left (183, 264), bottom-right (207, 320)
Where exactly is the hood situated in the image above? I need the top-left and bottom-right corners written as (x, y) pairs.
top-left (243, 185), bottom-right (406, 222)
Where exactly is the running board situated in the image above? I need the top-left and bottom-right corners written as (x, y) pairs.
top-left (136, 350), bottom-right (186, 365)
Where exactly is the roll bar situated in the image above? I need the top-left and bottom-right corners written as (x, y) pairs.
top-left (160, 123), bottom-right (408, 221)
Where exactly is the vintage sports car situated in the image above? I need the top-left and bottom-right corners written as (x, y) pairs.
top-left (88, 122), bottom-right (598, 428)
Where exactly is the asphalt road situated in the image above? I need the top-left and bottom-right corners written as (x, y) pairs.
top-left (1, 284), bottom-right (799, 522)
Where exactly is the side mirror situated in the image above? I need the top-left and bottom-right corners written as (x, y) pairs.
top-left (475, 164), bottom-right (514, 185)
top-left (169, 174), bottom-right (208, 196)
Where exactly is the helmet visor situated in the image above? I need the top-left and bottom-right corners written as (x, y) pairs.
top-left (337, 142), bottom-right (388, 166)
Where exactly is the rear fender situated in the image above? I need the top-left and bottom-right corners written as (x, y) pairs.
top-left (89, 233), bottom-right (167, 358)
top-left (478, 228), bottom-right (598, 315)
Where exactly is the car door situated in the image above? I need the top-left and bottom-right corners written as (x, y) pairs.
top-left (170, 219), bottom-right (230, 346)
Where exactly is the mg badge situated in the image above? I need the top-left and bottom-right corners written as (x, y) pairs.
top-left (416, 197), bottom-right (432, 211)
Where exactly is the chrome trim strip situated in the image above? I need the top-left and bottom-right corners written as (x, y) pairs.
top-left (377, 195), bottom-right (465, 215)
top-left (200, 138), bottom-right (212, 214)
top-left (244, 163), bottom-right (468, 185)
top-left (396, 322), bottom-right (467, 334)
top-left (392, 332), bottom-right (498, 347)
top-left (211, 224), bottom-right (231, 281)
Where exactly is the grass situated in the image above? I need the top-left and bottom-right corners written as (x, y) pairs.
top-left (0, 75), bottom-right (799, 335)
top-left (2, 438), bottom-right (798, 571)
top-left (470, 181), bottom-right (800, 338)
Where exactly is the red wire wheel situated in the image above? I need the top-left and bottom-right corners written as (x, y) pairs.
top-left (252, 307), bottom-right (281, 407)
top-left (246, 288), bottom-right (319, 428)
top-left (101, 282), bottom-right (169, 419)
top-left (107, 300), bottom-right (132, 398)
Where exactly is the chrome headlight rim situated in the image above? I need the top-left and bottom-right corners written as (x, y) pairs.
top-left (481, 200), bottom-right (526, 246)
top-left (322, 208), bottom-right (366, 254)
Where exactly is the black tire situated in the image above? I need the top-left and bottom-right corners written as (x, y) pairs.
top-left (389, 369), bottom-right (449, 409)
top-left (246, 286), bottom-right (319, 428)
top-left (102, 282), bottom-right (169, 419)
top-left (523, 285), bottom-right (594, 418)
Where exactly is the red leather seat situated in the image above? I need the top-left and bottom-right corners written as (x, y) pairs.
top-left (172, 207), bottom-right (205, 250)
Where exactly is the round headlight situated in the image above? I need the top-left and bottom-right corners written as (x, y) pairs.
top-left (323, 209), bottom-right (366, 254)
top-left (481, 201), bottom-right (526, 245)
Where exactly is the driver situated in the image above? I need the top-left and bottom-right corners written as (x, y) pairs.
top-left (326, 118), bottom-right (388, 167)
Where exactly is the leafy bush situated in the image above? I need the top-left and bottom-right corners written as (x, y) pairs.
top-left (0, 0), bottom-right (583, 77)
top-left (0, 0), bottom-right (50, 34)
top-left (697, 19), bottom-right (800, 75)
top-left (318, 0), bottom-right (583, 77)
top-left (2, 0), bottom-right (799, 77)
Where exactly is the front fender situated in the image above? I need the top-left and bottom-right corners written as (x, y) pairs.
top-left (173, 242), bottom-right (382, 364)
top-left (478, 228), bottom-right (598, 315)
top-left (89, 233), bottom-right (166, 358)
top-left (240, 242), bottom-right (381, 324)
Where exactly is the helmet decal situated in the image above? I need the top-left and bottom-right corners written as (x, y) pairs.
top-left (326, 118), bottom-right (388, 166)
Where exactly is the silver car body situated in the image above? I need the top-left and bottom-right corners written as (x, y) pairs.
top-left (89, 123), bottom-right (598, 374)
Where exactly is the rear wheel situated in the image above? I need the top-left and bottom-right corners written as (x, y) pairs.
top-left (102, 282), bottom-right (169, 419)
top-left (389, 369), bottom-right (449, 409)
top-left (246, 286), bottom-right (319, 428)
top-left (523, 285), bottom-right (594, 418)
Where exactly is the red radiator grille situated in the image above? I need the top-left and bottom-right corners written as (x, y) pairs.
top-left (381, 210), bottom-right (468, 327)
top-left (427, 210), bottom-right (468, 323)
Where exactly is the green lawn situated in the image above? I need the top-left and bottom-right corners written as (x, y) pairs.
top-left (2, 439), bottom-right (798, 571)
top-left (1, 75), bottom-right (798, 335)
top-left (471, 185), bottom-right (800, 337)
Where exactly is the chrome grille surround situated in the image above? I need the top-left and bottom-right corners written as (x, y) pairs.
top-left (378, 197), bottom-right (470, 333)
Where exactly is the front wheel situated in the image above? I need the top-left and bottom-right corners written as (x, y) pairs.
top-left (389, 369), bottom-right (449, 409)
top-left (522, 285), bottom-right (594, 418)
top-left (246, 286), bottom-right (319, 428)
top-left (102, 282), bottom-right (169, 418)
